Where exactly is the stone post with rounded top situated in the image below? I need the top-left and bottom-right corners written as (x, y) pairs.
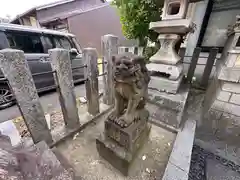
top-left (83, 47), bottom-right (100, 116)
top-left (49, 48), bottom-right (80, 129)
top-left (101, 34), bottom-right (119, 105)
top-left (0, 49), bottom-right (53, 144)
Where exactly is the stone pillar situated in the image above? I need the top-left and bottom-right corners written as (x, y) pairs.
top-left (49, 48), bottom-right (80, 129)
top-left (101, 34), bottom-right (118, 105)
top-left (201, 17), bottom-right (240, 145)
top-left (83, 48), bottom-right (100, 116)
top-left (0, 49), bottom-right (53, 144)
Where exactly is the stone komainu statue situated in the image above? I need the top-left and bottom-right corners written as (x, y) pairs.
top-left (108, 53), bottom-right (150, 128)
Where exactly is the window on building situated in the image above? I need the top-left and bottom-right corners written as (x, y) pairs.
top-left (6, 31), bottom-right (44, 53)
top-left (198, 0), bottom-right (240, 52)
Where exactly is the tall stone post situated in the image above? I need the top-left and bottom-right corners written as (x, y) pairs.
top-left (49, 48), bottom-right (80, 129)
top-left (0, 49), bottom-right (53, 144)
top-left (83, 48), bottom-right (100, 116)
top-left (101, 34), bottom-right (118, 105)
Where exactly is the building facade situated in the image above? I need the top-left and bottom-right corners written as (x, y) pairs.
top-left (10, 0), bottom-right (136, 53)
top-left (184, 0), bottom-right (240, 56)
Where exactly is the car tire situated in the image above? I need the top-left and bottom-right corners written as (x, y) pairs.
top-left (0, 86), bottom-right (15, 110)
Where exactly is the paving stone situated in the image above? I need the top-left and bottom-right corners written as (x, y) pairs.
top-left (211, 100), bottom-right (226, 111)
top-left (218, 66), bottom-right (240, 82)
top-left (225, 103), bottom-right (240, 117)
top-left (221, 81), bottom-right (240, 94)
top-left (230, 94), bottom-right (240, 105)
top-left (217, 91), bottom-right (232, 102)
top-left (225, 53), bottom-right (238, 67)
top-left (206, 159), bottom-right (240, 180)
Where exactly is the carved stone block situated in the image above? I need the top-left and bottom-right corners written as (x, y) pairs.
top-left (105, 109), bottom-right (149, 152)
top-left (96, 124), bottom-right (151, 176)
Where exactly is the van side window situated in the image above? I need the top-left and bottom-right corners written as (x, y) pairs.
top-left (53, 36), bottom-right (72, 50)
top-left (6, 31), bottom-right (44, 53)
top-left (42, 35), bottom-right (55, 52)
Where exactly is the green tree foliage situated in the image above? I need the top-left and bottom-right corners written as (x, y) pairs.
top-left (112, 0), bottom-right (164, 46)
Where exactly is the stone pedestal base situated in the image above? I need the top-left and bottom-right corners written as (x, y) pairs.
top-left (147, 84), bottom-right (190, 128)
top-left (149, 75), bottom-right (184, 94)
top-left (96, 124), bottom-right (151, 176)
top-left (96, 109), bottom-right (151, 176)
top-left (105, 110), bottom-right (149, 152)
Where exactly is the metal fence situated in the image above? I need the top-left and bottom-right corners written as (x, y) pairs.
top-left (180, 47), bottom-right (219, 89)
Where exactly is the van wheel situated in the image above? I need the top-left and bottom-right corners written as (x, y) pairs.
top-left (0, 87), bottom-right (15, 109)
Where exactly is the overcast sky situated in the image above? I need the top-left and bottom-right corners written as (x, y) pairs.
top-left (0, 0), bottom-right (112, 19)
top-left (0, 0), bottom-right (59, 18)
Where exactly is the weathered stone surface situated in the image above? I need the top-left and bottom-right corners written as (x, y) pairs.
top-left (229, 93), bottom-right (240, 105)
top-left (216, 90), bottom-right (231, 102)
top-left (149, 19), bottom-right (193, 35)
top-left (148, 85), bottom-right (188, 111)
top-left (218, 66), bottom-right (240, 82)
top-left (83, 48), bottom-right (100, 116)
top-left (0, 134), bottom-right (73, 180)
top-left (49, 48), bottom-right (80, 129)
top-left (206, 159), bottom-right (240, 180)
top-left (219, 113), bottom-right (240, 138)
top-left (225, 52), bottom-right (238, 67)
top-left (168, 120), bottom-right (196, 173)
top-left (149, 34), bottom-right (182, 65)
top-left (96, 124), bottom-right (151, 176)
top-left (101, 34), bottom-right (118, 105)
top-left (224, 103), bottom-right (240, 117)
top-left (149, 75), bottom-right (183, 94)
top-left (202, 109), bottom-right (223, 133)
top-left (0, 49), bottom-right (52, 144)
top-left (20, 141), bottom-right (73, 180)
top-left (221, 81), bottom-right (240, 93)
top-left (148, 103), bottom-right (180, 128)
top-left (161, 0), bottom-right (188, 20)
top-left (97, 53), bottom-right (151, 176)
top-left (0, 133), bottom-right (24, 180)
top-left (162, 162), bottom-right (188, 180)
top-left (210, 100), bottom-right (240, 117)
top-left (203, 107), bottom-right (240, 146)
top-left (147, 84), bottom-right (189, 128)
top-left (105, 109), bottom-right (149, 151)
top-left (147, 63), bottom-right (183, 80)
top-left (108, 54), bottom-right (150, 128)
top-left (211, 100), bottom-right (226, 111)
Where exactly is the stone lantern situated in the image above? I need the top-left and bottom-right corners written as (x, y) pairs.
top-left (147, 0), bottom-right (194, 93)
top-left (147, 0), bottom-right (195, 128)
